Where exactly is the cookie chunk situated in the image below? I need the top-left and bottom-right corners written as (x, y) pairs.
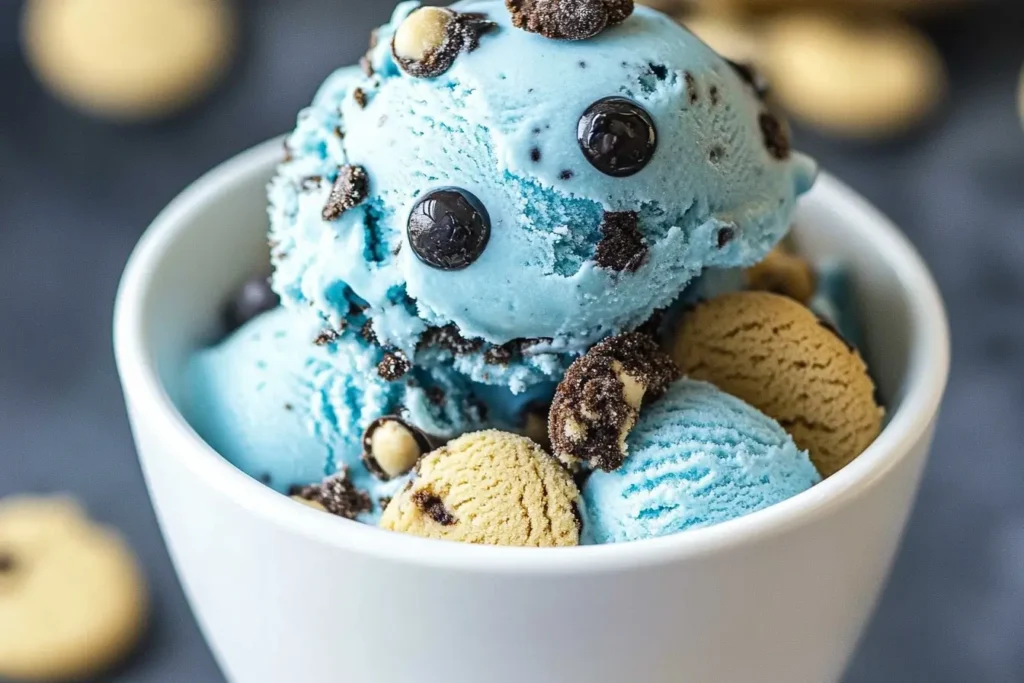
top-left (673, 291), bottom-right (883, 477)
top-left (392, 7), bottom-right (496, 78)
top-left (380, 431), bottom-right (581, 547)
top-left (0, 496), bottom-right (147, 681)
top-left (290, 469), bottom-right (373, 520)
top-left (549, 333), bottom-right (679, 472)
top-left (506, 0), bottom-right (634, 40)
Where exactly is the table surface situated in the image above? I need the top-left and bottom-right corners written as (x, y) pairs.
top-left (1, 1), bottom-right (1023, 681)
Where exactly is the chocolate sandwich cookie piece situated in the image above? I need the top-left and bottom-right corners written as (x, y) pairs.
top-left (0, 496), bottom-right (147, 681)
top-left (549, 332), bottom-right (678, 471)
top-left (290, 469), bottom-right (372, 520)
top-left (507, 0), bottom-right (634, 41)
top-left (322, 165), bottom-right (369, 221)
top-left (362, 416), bottom-right (433, 481)
top-left (673, 291), bottom-right (883, 477)
top-left (392, 7), bottom-right (497, 78)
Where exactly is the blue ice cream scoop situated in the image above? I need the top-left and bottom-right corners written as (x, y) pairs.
top-left (582, 378), bottom-right (820, 543)
top-left (183, 307), bottom-right (492, 520)
top-left (269, 0), bottom-right (816, 392)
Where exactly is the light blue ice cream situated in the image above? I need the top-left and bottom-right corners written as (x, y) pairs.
top-left (269, 0), bottom-right (816, 393)
top-left (184, 307), bottom-right (491, 520)
top-left (582, 378), bottom-right (820, 544)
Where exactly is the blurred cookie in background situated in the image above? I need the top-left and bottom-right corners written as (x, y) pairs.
top-left (681, 12), bottom-right (762, 64)
top-left (0, 495), bottom-right (148, 681)
top-left (21, 0), bottom-right (237, 121)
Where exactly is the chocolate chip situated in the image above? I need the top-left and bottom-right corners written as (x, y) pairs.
top-left (353, 87), bottom-right (367, 108)
top-left (559, 169), bottom-right (575, 180)
top-left (393, 7), bottom-right (496, 78)
top-left (708, 145), bottom-right (724, 163)
top-left (362, 416), bottom-right (432, 480)
top-left (0, 551), bottom-right (15, 573)
top-left (223, 274), bottom-right (279, 332)
top-left (322, 165), bottom-right (369, 221)
top-left (530, 147), bottom-right (542, 162)
top-left (411, 489), bottom-right (457, 525)
top-left (579, 60), bottom-right (587, 69)
top-left (407, 188), bottom-right (491, 270)
top-left (717, 226), bottom-right (735, 248)
top-left (291, 470), bottom-right (372, 520)
top-left (577, 97), bottom-right (657, 177)
top-left (759, 112), bottom-right (790, 160)
top-left (507, 0), bottom-right (633, 40)
top-left (648, 63), bottom-right (667, 80)
top-left (378, 351), bottom-right (411, 381)
top-left (595, 211), bottom-right (647, 272)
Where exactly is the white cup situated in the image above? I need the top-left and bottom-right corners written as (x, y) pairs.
top-left (114, 138), bottom-right (950, 683)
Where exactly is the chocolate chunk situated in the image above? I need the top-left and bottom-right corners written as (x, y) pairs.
top-left (362, 416), bottom-right (432, 480)
top-left (549, 332), bottom-right (679, 471)
top-left (378, 351), bottom-right (411, 381)
top-left (360, 320), bottom-right (378, 345)
top-left (530, 147), bottom-right (542, 162)
top-left (393, 7), bottom-right (496, 79)
top-left (322, 165), bottom-right (369, 221)
top-left (506, 0), bottom-right (633, 40)
top-left (708, 145), bottom-right (724, 163)
top-left (709, 85), bottom-right (720, 106)
top-left (759, 112), bottom-right (790, 160)
top-left (648, 63), bottom-right (667, 80)
top-left (222, 274), bottom-right (279, 332)
top-left (717, 226), bottom-right (735, 248)
top-left (411, 489), bottom-right (457, 525)
top-left (291, 470), bottom-right (372, 520)
top-left (559, 169), bottom-right (575, 180)
top-left (483, 344), bottom-right (514, 365)
top-left (353, 87), bottom-right (367, 108)
top-left (595, 211), bottom-right (647, 272)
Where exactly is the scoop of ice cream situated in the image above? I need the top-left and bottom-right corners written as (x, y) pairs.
top-left (673, 291), bottom-right (882, 477)
top-left (184, 307), bottom-right (490, 519)
top-left (269, 0), bottom-right (816, 391)
top-left (583, 378), bottom-right (820, 543)
top-left (380, 430), bottom-right (581, 546)
top-left (744, 245), bottom-right (816, 304)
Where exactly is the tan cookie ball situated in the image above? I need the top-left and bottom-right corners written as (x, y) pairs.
top-left (22, 0), bottom-right (236, 121)
top-left (0, 496), bottom-right (147, 681)
top-left (380, 431), bottom-right (581, 547)
top-left (760, 13), bottom-right (945, 138)
top-left (745, 245), bottom-right (817, 304)
top-left (673, 292), bottom-right (883, 477)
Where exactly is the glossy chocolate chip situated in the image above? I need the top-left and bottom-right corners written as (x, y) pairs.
top-left (577, 97), bottom-right (657, 177)
top-left (407, 188), bottom-right (491, 270)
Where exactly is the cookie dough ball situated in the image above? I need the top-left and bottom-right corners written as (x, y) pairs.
top-left (22, 0), bottom-right (236, 120)
top-left (0, 496), bottom-right (147, 681)
top-left (761, 13), bottom-right (945, 138)
top-left (745, 245), bottom-right (817, 304)
top-left (673, 292), bottom-right (883, 477)
top-left (380, 431), bottom-right (581, 547)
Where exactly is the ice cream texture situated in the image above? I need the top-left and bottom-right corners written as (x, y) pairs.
top-left (380, 430), bottom-right (581, 547)
top-left (269, 0), bottom-right (817, 394)
top-left (582, 378), bottom-right (820, 544)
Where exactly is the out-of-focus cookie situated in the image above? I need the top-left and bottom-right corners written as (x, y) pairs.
top-left (673, 291), bottom-right (883, 477)
top-left (682, 13), bottom-right (762, 65)
top-left (21, 0), bottom-right (236, 121)
top-left (744, 245), bottom-right (817, 304)
top-left (380, 431), bottom-right (581, 547)
top-left (0, 496), bottom-right (147, 681)
top-left (760, 13), bottom-right (945, 138)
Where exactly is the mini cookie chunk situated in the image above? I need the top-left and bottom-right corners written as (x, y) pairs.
top-left (322, 165), bottom-right (369, 221)
top-left (760, 13), bottom-right (945, 138)
top-left (507, 0), bottom-right (634, 41)
top-left (22, 0), bottom-right (235, 120)
top-left (362, 416), bottom-right (433, 480)
top-left (673, 291), bottom-right (883, 477)
top-left (380, 431), bottom-right (580, 547)
top-left (744, 245), bottom-right (817, 304)
top-left (290, 469), bottom-right (373, 520)
top-left (392, 7), bottom-right (496, 78)
top-left (0, 496), bottom-right (147, 681)
top-left (549, 333), bottom-right (679, 472)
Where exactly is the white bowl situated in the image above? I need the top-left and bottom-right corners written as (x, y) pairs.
top-left (114, 138), bottom-right (950, 683)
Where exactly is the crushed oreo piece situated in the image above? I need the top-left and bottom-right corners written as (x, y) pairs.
top-left (506, 0), bottom-right (633, 40)
top-left (378, 350), bottom-right (412, 381)
top-left (648, 63), bottom-right (668, 80)
top-left (708, 145), bottom-right (724, 163)
top-left (759, 112), bottom-right (790, 160)
top-left (353, 87), bottom-right (367, 108)
top-left (359, 320), bottom-right (378, 345)
top-left (290, 470), bottom-right (372, 520)
top-left (393, 7), bottom-right (496, 78)
top-left (322, 165), bottom-right (369, 221)
top-left (223, 274), bottom-right (279, 332)
top-left (595, 211), bottom-right (647, 272)
top-left (530, 147), bottom-right (542, 162)
top-left (314, 328), bottom-right (341, 346)
top-left (559, 169), bottom-right (574, 180)
top-left (709, 85), bottom-right (720, 106)
top-left (420, 324), bottom-right (483, 355)
top-left (549, 332), bottom-right (679, 471)
top-left (717, 226), bottom-right (735, 248)
top-left (362, 416), bottom-right (432, 480)
top-left (411, 489), bottom-right (457, 525)
top-left (685, 72), bottom-right (698, 104)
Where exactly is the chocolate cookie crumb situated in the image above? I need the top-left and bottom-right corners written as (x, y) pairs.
top-left (549, 332), bottom-right (679, 471)
top-left (484, 344), bottom-right (514, 365)
top-left (313, 328), bottom-right (340, 346)
top-left (322, 165), bottom-right (369, 221)
top-left (411, 489), bottom-right (457, 525)
top-left (291, 470), bottom-right (372, 520)
top-left (530, 147), bottom-right (542, 162)
top-left (708, 145), bottom-right (724, 163)
top-left (648, 63), bottom-right (667, 80)
top-left (709, 85), bottom-right (720, 106)
top-left (507, 0), bottom-right (633, 41)
top-left (378, 350), bottom-right (412, 381)
top-left (717, 226), bottom-right (735, 248)
top-left (353, 87), bottom-right (367, 108)
top-left (360, 321), bottom-right (378, 345)
top-left (759, 112), bottom-right (790, 160)
top-left (420, 324), bottom-right (483, 355)
top-left (685, 71), bottom-right (698, 104)
top-left (595, 211), bottom-right (647, 272)
top-left (559, 169), bottom-right (574, 180)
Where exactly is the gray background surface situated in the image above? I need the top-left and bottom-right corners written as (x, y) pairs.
top-left (1, 1), bottom-right (1022, 681)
